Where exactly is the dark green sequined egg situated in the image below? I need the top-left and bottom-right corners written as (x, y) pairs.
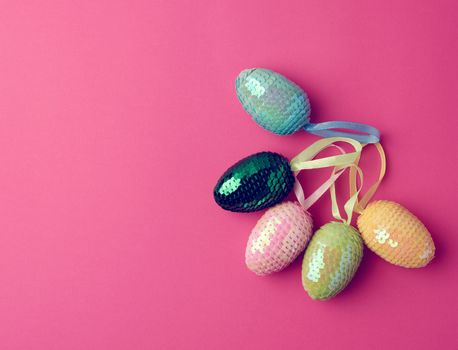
top-left (213, 152), bottom-right (295, 212)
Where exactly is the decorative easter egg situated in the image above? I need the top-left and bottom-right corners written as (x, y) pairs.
top-left (357, 200), bottom-right (435, 268)
top-left (245, 202), bottom-right (313, 275)
top-left (214, 152), bottom-right (295, 212)
top-left (236, 68), bottom-right (311, 135)
top-left (301, 222), bottom-right (363, 300)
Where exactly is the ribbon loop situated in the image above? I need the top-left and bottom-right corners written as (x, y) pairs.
top-left (330, 164), bottom-right (364, 224)
top-left (330, 142), bottom-right (386, 224)
top-left (304, 121), bottom-right (380, 144)
top-left (350, 142), bottom-right (386, 214)
top-left (291, 138), bottom-right (363, 211)
top-left (290, 137), bottom-right (362, 172)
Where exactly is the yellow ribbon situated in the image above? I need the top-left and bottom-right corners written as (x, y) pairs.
top-left (329, 142), bottom-right (386, 224)
top-left (290, 137), bottom-right (362, 171)
top-left (350, 143), bottom-right (386, 214)
top-left (290, 137), bottom-right (363, 221)
top-left (330, 163), bottom-right (364, 224)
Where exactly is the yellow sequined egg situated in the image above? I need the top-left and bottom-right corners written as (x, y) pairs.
top-left (357, 200), bottom-right (435, 268)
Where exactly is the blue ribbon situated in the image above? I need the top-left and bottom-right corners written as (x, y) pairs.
top-left (304, 121), bottom-right (380, 144)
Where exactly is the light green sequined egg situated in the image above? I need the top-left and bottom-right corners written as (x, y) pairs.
top-left (301, 222), bottom-right (363, 300)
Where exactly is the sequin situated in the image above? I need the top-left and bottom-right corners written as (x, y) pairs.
top-left (214, 152), bottom-right (295, 212)
top-left (301, 222), bottom-right (363, 300)
top-left (245, 77), bottom-right (266, 97)
top-left (307, 242), bottom-right (325, 282)
top-left (357, 200), bottom-right (435, 268)
top-left (236, 68), bottom-right (311, 135)
top-left (250, 217), bottom-right (281, 254)
top-left (245, 202), bottom-right (313, 275)
top-left (374, 228), bottom-right (390, 244)
top-left (420, 247), bottom-right (433, 260)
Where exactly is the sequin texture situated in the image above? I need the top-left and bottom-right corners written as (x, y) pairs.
top-left (214, 152), bottom-right (294, 212)
top-left (301, 222), bottom-right (363, 300)
top-left (236, 68), bottom-right (311, 135)
top-left (245, 201), bottom-right (313, 275)
top-left (357, 200), bottom-right (435, 268)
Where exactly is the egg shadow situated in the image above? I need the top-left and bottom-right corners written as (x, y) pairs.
top-left (304, 89), bottom-right (325, 123)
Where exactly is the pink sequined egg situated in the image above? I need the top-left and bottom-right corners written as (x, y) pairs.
top-left (245, 201), bottom-right (313, 275)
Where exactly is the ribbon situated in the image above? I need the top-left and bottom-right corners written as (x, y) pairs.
top-left (329, 163), bottom-right (364, 224)
top-left (290, 137), bottom-right (362, 171)
top-left (290, 137), bottom-right (363, 212)
top-left (304, 121), bottom-right (380, 144)
top-left (350, 142), bottom-right (386, 214)
top-left (294, 145), bottom-right (346, 210)
top-left (329, 142), bottom-right (386, 224)
top-left (294, 168), bottom-right (345, 210)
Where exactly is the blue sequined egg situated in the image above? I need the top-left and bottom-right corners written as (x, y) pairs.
top-left (236, 68), bottom-right (311, 135)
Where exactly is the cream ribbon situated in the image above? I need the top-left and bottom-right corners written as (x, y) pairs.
top-left (290, 137), bottom-right (363, 215)
top-left (329, 142), bottom-right (386, 223)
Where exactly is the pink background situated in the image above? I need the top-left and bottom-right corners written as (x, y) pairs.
top-left (0, 1), bottom-right (457, 349)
